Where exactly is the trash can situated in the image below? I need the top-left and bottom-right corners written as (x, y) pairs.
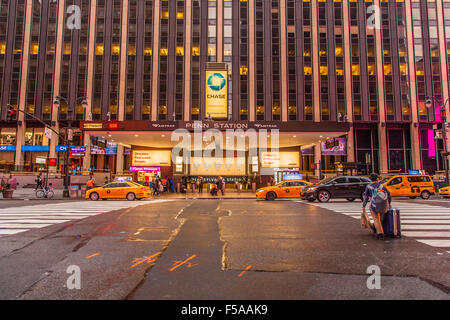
top-left (80, 185), bottom-right (87, 198)
top-left (70, 185), bottom-right (79, 198)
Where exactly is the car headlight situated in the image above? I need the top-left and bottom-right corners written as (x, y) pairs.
top-left (256, 189), bottom-right (264, 193)
top-left (308, 187), bottom-right (317, 192)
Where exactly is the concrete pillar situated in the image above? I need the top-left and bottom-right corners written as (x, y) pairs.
top-left (248, 0), bottom-right (255, 121)
top-left (118, 0), bottom-right (128, 122)
top-left (314, 144), bottom-right (321, 178)
top-left (280, 0), bottom-right (288, 122)
top-left (86, 0), bottom-right (97, 117)
top-left (311, 0), bottom-right (320, 122)
top-left (151, 0), bottom-right (161, 121)
top-left (374, 0), bottom-right (388, 175)
top-left (48, 0), bottom-right (66, 174)
top-left (343, 0), bottom-right (354, 164)
top-left (405, 0), bottom-right (421, 171)
top-left (14, 0), bottom-right (33, 170)
top-left (347, 126), bottom-right (355, 163)
top-left (184, 0), bottom-right (192, 121)
top-left (378, 124), bottom-right (389, 175)
top-left (82, 133), bottom-right (91, 175)
top-left (436, 0), bottom-right (450, 159)
top-left (116, 145), bottom-right (124, 174)
top-left (217, 0), bottom-right (223, 62)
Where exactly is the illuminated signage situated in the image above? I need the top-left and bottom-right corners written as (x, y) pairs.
top-left (83, 123), bottom-right (103, 129)
top-left (129, 166), bottom-right (161, 172)
top-left (205, 70), bottom-right (228, 119)
top-left (261, 152), bottom-right (300, 168)
top-left (321, 138), bottom-right (347, 156)
top-left (131, 150), bottom-right (172, 166)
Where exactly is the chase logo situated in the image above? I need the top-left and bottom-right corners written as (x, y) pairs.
top-left (207, 73), bottom-right (226, 91)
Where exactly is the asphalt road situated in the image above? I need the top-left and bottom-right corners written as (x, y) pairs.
top-left (0, 198), bottom-right (449, 300)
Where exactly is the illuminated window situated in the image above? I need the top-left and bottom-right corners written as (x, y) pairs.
top-left (160, 48), bottom-right (168, 56)
top-left (176, 46), bottom-right (184, 56)
top-left (96, 45), bottom-right (104, 55)
top-left (240, 65), bottom-right (248, 75)
top-left (192, 46), bottom-right (200, 56)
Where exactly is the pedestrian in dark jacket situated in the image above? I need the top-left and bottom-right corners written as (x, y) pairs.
top-left (215, 176), bottom-right (225, 195)
top-left (362, 173), bottom-right (392, 240)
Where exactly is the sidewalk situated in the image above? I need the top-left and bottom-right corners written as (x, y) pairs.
top-left (1, 188), bottom-right (257, 200)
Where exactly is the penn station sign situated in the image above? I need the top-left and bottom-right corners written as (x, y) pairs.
top-left (205, 70), bottom-right (228, 119)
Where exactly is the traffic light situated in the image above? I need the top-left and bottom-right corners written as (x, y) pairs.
top-left (6, 105), bottom-right (16, 121)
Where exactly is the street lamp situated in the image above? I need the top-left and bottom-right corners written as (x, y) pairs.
top-left (53, 96), bottom-right (88, 198)
top-left (426, 96), bottom-right (450, 187)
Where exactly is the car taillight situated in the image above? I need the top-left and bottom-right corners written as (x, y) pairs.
top-left (141, 188), bottom-right (147, 191)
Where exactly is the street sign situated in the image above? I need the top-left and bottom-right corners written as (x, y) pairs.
top-left (44, 126), bottom-right (52, 139)
top-left (49, 158), bottom-right (57, 166)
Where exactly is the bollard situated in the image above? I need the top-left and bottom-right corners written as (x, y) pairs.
top-left (177, 182), bottom-right (180, 193)
top-left (70, 185), bottom-right (79, 198)
top-left (80, 185), bottom-right (87, 198)
top-left (252, 182), bottom-right (256, 193)
top-left (192, 183), bottom-right (196, 193)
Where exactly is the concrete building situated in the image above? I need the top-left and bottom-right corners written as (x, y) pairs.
top-left (0, 0), bottom-right (449, 185)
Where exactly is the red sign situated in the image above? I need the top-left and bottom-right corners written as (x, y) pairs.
top-left (108, 122), bottom-right (119, 130)
top-left (49, 158), bottom-right (57, 166)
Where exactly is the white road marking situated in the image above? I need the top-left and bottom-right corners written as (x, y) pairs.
top-left (304, 200), bottom-right (450, 251)
top-left (0, 200), bottom-right (174, 236)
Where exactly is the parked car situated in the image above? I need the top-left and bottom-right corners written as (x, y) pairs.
top-left (438, 186), bottom-right (450, 198)
top-left (86, 181), bottom-right (151, 201)
top-left (381, 174), bottom-right (435, 200)
top-left (256, 180), bottom-right (312, 201)
top-left (301, 176), bottom-right (371, 203)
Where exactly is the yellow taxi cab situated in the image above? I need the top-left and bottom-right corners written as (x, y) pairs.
top-left (438, 186), bottom-right (450, 198)
top-left (86, 181), bottom-right (152, 201)
top-left (381, 174), bottom-right (435, 200)
top-left (256, 180), bottom-right (312, 201)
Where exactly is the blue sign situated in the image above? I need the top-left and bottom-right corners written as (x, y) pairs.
top-left (21, 146), bottom-right (50, 152)
top-left (408, 170), bottom-right (421, 175)
top-left (56, 146), bottom-right (68, 152)
top-left (70, 146), bottom-right (86, 152)
top-left (0, 145), bottom-right (16, 151)
top-left (284, 174), bottom-right (303, 181)
top-left (207, 73), bottom-right (226, 91)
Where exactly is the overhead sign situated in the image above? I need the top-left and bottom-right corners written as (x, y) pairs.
top-left (131, 150), bottom-right (172, 166)
top-left (0, 145), bottom-right (16, 151)
top-left (70, 146), bottom-right (86, 152)
top-left (205, 70), bottom-right (228, 119)
top-left (21, 146), bottom-right (50, 152)
top-left (321, 138), bottom-right (347, 156)
top-left (70, 152), bottom-right (85, 157)
top-left (83, 123), bottom-right (103, 129)
top-left (44, 127), bottom-right (52, 139)
top-left (261, 152), bottom-right (300, 168)
top-left (56, 146), bottom-right (68, 152)
top-left (129, 166), bottom-right (161, 172)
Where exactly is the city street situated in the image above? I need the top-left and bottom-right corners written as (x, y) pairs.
top-left (0, 198), bottom-right (449, 300)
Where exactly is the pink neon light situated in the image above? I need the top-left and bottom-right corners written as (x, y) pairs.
top-left (428, 129), bottom-right (436, 158)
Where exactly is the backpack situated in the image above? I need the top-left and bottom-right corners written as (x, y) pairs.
top-left (371, 184), bottom-right (389, 213)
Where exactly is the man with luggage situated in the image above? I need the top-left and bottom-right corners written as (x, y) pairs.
top-left (362, 173), bottom-right (392, 240)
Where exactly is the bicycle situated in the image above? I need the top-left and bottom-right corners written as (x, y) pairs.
top-left (36, 187), bottom-right (54, 199)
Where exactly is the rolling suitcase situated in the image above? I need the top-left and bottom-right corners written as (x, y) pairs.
top-left (382, 208), bottom-right (401, 238)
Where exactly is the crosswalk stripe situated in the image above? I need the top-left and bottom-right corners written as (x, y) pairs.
top-left (0, 224), bottom-right (53, 229)
top-left (0, 229), bottom-right (28, 235)
top-left (0, 199), bottom-right (174, 237)
top-left (305, 201), bottom-right (450, 250)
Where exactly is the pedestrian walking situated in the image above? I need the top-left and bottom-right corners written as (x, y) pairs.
top-left (362, 173), bottom-right (392, 240)
top-left (198, 176), bottom-right (204, 193)
top-left (35, 174), bottom-right (43, 190)
top-left (215, 176), bottom-right (225, 195)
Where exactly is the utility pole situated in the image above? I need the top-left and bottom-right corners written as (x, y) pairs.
top-left (426, 97), bottom-right (450, 187)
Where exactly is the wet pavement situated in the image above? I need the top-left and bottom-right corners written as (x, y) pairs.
top-left (0, 199), bottom-right (448, 299)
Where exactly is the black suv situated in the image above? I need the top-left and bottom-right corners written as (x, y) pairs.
top-left (301, 176), bottom-right (371, 203)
